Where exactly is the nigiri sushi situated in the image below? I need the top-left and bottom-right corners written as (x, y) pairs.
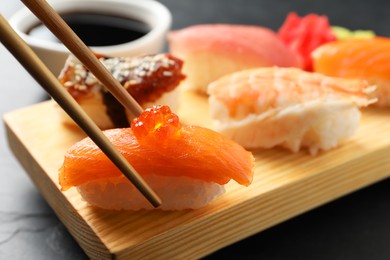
top-left (58, 53), bottom-right (186, 129)
top-left (168, 24), bottom-right (302, 94)
top-left (208, 67), bottom-right (376, 155)
top-left (312, 37), bottom-right (390, 107)
top-left (59, 105), bottom-right (254, 210)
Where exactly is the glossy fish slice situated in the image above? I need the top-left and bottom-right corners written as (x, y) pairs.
top-left (312, 37), bottom-right (390, 107)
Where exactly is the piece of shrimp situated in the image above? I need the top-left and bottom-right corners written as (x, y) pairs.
top-left (208, 67), bottom-right (376, 155)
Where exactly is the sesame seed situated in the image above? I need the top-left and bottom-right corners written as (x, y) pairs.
top-left (64, 81), bottom-right (74, 87)
top-left (85, 76), bottom-right (97, 85)
top-left (77, 84), bottom-right (87, 91)
top-left (65, 54), bottom-right (176, 92)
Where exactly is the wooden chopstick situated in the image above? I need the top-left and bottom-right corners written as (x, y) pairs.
top-left (21, 0), bottom-right (144, 117)
top-left (0, 15), bottom-right (161, 208)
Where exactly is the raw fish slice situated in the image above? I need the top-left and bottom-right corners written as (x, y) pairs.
top-left (58, 53), bottom-right (186, 129)
top-left (208, 67), bottom-right (375, 155)
top-left (168, 24), bottom-right (302, 94)
top-left (59, 105), bottom-right (254, 210)
top-left (312, 37), bottom-right (390, 107)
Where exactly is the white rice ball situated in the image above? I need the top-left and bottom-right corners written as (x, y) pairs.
top-left (78, 175), bottom-right (225, 211)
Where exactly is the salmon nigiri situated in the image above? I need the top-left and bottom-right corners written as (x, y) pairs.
top-left (312, 37), bottom-right (390, 107)
top-left (59, 105), bottom-right (254, 210)
top-left (208, 67), bottom-right (376, 155)
top-left (168, 24), bottom-right (302, 94)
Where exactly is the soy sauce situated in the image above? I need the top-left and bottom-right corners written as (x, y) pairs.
top-left (27, 12), bottom-right (150, 46)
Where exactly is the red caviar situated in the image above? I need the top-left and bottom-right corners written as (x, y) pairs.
top-left (131, 105), bottom-right (181, 143)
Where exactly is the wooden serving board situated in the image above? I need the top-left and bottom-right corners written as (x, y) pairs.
top-left (4, 91), bottom-right (390, 259)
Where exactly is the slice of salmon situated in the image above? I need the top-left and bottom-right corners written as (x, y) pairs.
top-left (312, 37), bottom-right (390, 106)
top-left (313, 37), bottom-right (390, 80)
top-left (59, 106), bottom-right (254, 191)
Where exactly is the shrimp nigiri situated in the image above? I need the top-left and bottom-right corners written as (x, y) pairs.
top-left (168, 24), bottom-right (302, 94)
top-left (208, 67), bottom-right (376, 155)
top-left (59, 105), bottom-right (254, 210)
top-left (312, 37), bottom-right (390, 107)
top-left (58, 53), bottom-right (186, 129)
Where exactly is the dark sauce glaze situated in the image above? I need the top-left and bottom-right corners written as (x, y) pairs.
top-left (102, 91), bottom-right (130, 128)
top-left (27, 12), bottom-right (150, 46)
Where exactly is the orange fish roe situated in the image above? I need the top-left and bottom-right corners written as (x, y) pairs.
top-left (131, 105), bottom-right (181, 144)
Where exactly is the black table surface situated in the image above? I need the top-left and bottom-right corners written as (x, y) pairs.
top-left (1, 0), bottom-right (389, 259)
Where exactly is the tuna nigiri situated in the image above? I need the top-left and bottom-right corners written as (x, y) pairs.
top-left (168, 24), bottom-right (302, 94)
top-left (58, 53), bottom-right (186, 129)
top-left (208, 67), bottom-right (376, 155)
top-left (59, 105), bottom-right (254, 210)
top-left (312, 37), bottom-right (390, 107)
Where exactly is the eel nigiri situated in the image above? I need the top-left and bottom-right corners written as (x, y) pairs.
top-left (59, 105), bottom-right (254, 210)
top-left (312, 37), bottom-right (390, 107)
top-left (168, 24), bottom-right (302, 94)
top-left (208, 67), bottom-right (376, 155)
top-left (58, 53), bottom-right (186, 129)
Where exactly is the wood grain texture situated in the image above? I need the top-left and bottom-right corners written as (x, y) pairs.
top-left (3, 91), bottom-right (390, 259)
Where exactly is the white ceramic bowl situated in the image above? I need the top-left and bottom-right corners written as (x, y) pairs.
top-left (9, 0), bottom-right (172, 75)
